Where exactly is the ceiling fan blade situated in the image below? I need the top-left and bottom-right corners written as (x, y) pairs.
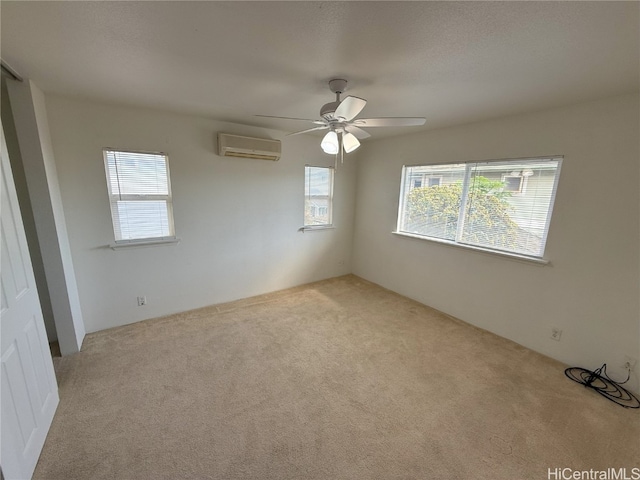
top-left (334, 96), bottom-right (367, 122)
top-left (286, 125), bottom-right (329, 137)
top-left (354, 117), bottom-right (426, 127)
top-left (344, 125), bottom-right (371, 139)
top-left (255, 115), bottom-right (325, 125)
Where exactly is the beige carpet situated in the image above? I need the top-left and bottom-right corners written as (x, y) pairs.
top-left (35, 275), bottom-right (639, 479)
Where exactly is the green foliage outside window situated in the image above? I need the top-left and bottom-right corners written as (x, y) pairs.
top-left (405, 176), bottom-right (518, 249)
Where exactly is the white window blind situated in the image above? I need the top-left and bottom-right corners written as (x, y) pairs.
top-left (103, 149), bottom-right (175, 242)
top-left (304, 166), bottom-right (334, 227)
top-left (397, 157), bottom-right (562, 258)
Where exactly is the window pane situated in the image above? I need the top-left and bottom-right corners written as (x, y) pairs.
top-left (115, 201), bottom-right (171, 240)
top-left (399, 164), bottom-right (466, 241)
top-left (305, 166), bottom-right (333, 226)
top-left (462, 160), bottom-right (560, 256)
top-left (105, 150), bottom-right (169, 196)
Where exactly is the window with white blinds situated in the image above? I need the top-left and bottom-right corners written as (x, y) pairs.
top-left (103, 149), bottom-right (175, 243)
top-left (304, 166), bottom-right (334, 227)
top-left (397, 157), bottom-right (562, 259)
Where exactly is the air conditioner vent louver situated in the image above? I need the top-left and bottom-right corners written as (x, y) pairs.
top-left (217, 133), bottom-right (281, 161)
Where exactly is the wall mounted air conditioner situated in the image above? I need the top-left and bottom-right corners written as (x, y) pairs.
top-left (217, 133), bottom-right (281, 161)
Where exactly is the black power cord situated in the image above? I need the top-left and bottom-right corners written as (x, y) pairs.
top-left (565, 363), bottom-right (639, 409)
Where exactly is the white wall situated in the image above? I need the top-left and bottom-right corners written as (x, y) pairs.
top-left (352, 94), bottom-right (640, 390)
top-left (45, 95), bottom-right (356, 334)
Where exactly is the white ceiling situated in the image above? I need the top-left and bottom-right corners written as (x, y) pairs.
top-left (2, 1), bottom-right (638, 137)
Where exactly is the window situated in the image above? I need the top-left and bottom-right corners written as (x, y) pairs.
top-left (304, 165), bottom-right (334, 227)
top-left (397, 157), bottom-right (562, 258)
top-left (428, 177), bottom-right (442, 187)
top-left (502, 175), bottom-right (524, 193)
top-left (410, 175), bottom-right (441, 190)
top-left (103, 149), bottom-right (175, 243)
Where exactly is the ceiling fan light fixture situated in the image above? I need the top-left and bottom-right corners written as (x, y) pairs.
top-left (321, 130), bottom-right (339, 155)
top-left (342, 132), bottom-right (360, 153)
top-left (258, 79), bottom-right (426, 160)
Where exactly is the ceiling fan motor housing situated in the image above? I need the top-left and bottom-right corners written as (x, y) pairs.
top-left (320, 101), bottom-right (341, 120)
top-left (321, 79), bottom-right (349, 120)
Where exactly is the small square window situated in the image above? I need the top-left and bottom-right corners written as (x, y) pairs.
top-left (503, 175), bottom-right (524, 193)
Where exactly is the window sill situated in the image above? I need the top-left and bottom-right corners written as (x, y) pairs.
top-left (391, 231), bottom-right (549, 266)
top-left (299, 225), bottom-right (335, 232)
top-left (109, 237), bottom-right (181, 250)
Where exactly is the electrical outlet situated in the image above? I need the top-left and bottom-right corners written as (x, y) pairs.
top-left (623, 355), bottom-right (637, 371)
top-left (137, 296), bottom-right (147, 306)
top-left (550, 327), bottom-right (562, 341)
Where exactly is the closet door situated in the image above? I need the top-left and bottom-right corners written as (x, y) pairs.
top-left (1, 122), bottom-right (59, 480)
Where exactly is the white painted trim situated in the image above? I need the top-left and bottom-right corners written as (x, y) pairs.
top-left (299, 226), bottom-right (335, 232)
top-left (110, 237), bottom-right (181, 249)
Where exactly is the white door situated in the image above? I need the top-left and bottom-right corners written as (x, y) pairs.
top-left (0, 122), bottom-right (59, 479)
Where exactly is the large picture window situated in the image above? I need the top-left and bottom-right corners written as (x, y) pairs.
top-left (304, 165), bottom-right (334, 228)
top-left (104, 149), bottom-right (175, 243)
top-left (396, 157), bottom-right (562, 258)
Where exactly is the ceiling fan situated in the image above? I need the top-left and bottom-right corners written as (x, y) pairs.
top-left (257, 79), bottom-right (426, 157)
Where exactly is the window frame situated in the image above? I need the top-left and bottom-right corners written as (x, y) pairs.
top-left (103, 148), bottom-right (177, 246)
top-left (303, 165), bottom-right (335, 230)
top-left (395, 156), bottom-right (562, 263)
